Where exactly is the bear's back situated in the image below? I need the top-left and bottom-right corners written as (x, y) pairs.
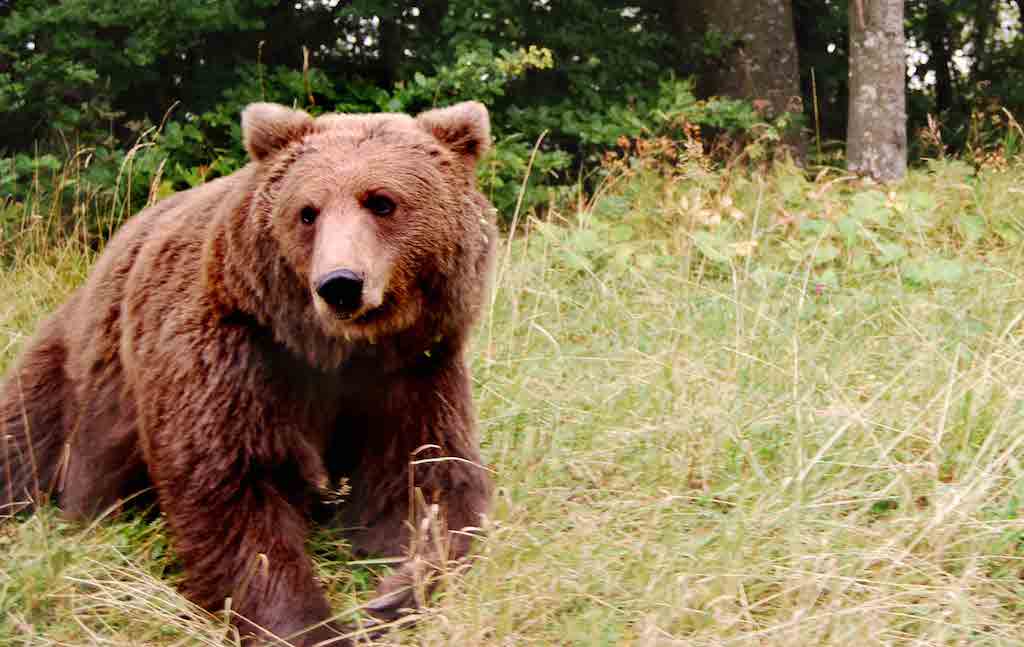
top-left (61, 170), bottom-right (252, 394)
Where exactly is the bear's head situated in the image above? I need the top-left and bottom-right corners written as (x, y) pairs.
top-left (217, 102), bottom-right (496, 369)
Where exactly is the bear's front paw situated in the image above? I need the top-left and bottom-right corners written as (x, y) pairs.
top-left (364, 559), bottom-right (427, 622)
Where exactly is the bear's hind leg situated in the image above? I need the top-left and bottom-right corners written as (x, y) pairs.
top-left (59, 424), bottom-right (149, 522)
top-left (59, 394), bottom-right (149, 522)
top-left (0, 325), bottom-right (71, 518)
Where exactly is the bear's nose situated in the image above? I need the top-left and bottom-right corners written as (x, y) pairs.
top-left (315, 269), bottom-right (365, 314)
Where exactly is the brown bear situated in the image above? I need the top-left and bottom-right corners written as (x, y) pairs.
top-left (0, 101), bottom-right (496, 645)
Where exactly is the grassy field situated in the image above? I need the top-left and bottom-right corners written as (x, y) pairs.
top-left (3, 154), bottom-right (1024, 645)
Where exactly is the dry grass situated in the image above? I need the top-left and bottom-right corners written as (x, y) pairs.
top-left (3, 156), bottom-right (1024, 645)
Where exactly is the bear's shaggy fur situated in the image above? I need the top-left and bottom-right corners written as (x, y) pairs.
top-left (0, 101), bottom-right (496, 645)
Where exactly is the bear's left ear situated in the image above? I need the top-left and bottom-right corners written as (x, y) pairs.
top-left (241, 102), bottom-right (314, 162)
top-left (416, 101), bottom-right (491, 168)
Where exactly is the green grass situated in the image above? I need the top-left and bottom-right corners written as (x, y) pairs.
top-left (3, 157), bottom-right (1024, 645)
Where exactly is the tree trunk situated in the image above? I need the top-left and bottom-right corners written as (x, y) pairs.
top-left (419, 0), bottom-right (449, 39)
top-left (697, 0), bottom-right (804, 150)
top-left (375, 15), bottom-right (403, 88)
top-left (663, 0), bottom-right (709, 89)
top-left (847, 0), bottom-right (906, 183)
top-left (971, 0), bottom-right (995, 85)
top-left (925, 1), bottom-right (954, 115)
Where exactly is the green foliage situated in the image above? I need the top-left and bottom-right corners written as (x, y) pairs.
top-left (148, 44), bottom-right (566, 217)
top-left (0, 0), bottom-right (274, 146)
top-left (4, 25), bottom-right (782, 231)
top-left (6, 0), bottom-right (1024, 194)
top-left (0, 0), bottom-right (799, 235)
top-left (390, 44), bottom-right (556, 111)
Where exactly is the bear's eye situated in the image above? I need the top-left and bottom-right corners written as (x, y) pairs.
top-left (299, 206), bottom-right (319, 225)
top-left (364, 194), bottom-right (396, 217)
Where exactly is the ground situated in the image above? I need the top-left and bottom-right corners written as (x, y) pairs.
top-left (2, 157), bottom-right (1024, 645)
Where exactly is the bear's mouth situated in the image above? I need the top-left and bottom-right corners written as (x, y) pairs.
top-left (311, 285), bottom-right (412, 341)
top-left (314, 296), bottom-right (389, 330)
top-left (334, 305), bottom-right (381, 324)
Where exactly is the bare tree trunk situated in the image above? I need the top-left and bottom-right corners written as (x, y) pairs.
top-left (847, 0), bottom-right (906, 183)
top-left (698, 0), bottom-right (804, 151)
top-left (925, 0), bottom-right (955, 115)
top-left (971, 0), bottom-right (995, 85)
top-left (375, 15), bottom-right (403, 88)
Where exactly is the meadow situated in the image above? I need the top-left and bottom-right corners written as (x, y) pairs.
top-left (2, 147), bottom-right (1024, 645)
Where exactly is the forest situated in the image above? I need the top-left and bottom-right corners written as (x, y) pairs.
top-left (3, 2), bottom-right (1024, 646)
top-left (3, 0), bottom-right (1024, 221)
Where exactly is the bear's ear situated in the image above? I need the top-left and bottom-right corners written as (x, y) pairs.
top-left (241, 103), bottom-right (314, 162)
top-left (416, 101), bottom-right (491, 167)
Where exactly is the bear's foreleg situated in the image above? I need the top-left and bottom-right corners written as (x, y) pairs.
top-left (343, 357), bottom-right (492, 620)
top-left (136, 334), bottom-right (345, 646)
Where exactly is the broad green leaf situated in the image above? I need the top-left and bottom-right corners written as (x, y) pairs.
top-left (692, 231), bottom-right (729, 264)
top-left (902, 258), bottom-right (966, 285)
top-left (635, 253), bottom-right (657, 270)
top-left (905, 190), bottom-right (937, 215)
top-left (817, 268), bottom-right (839, 289)
top-left (851, 249), bottom-right (872, 272)
top-left (559, 248), bottom-right (594, 273)
top-left (799, 219), bottom-right (831, 236)
top-left (609, 224), bottom-right (635, 243)
top-left (994, 223), bottom-right (1022, 244)
top-left (812, 243), bottom-right (840, 266)
top-left (611, 244), bottom-right (636, 268)
top-left (876, 242), bottom-right (907, 266)
top-left (778, 174), bottom-right (808, 204)
top-left (957, 214), bottom-right (986, 244)
top-left (570, 229), bottom-right (600, 254)
top-left (836, 216), bottom-right (859, 247)
top-left (849, 190), bottom-right (889, 225)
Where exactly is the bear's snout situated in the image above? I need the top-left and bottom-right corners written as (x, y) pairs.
top-left (315, 269), bottom-right (365, 316)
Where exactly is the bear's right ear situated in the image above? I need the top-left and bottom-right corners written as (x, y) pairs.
top-left (241, 103), bottom-right (314, 162)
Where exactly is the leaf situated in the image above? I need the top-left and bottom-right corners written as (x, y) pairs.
top-left (635, 253), bottom-right (657, 270)
top-left (799, 219), bottom-right (831, 236)
top-left (569, 229), bottom-right (600, 255)
top-left (851, 249), bottom-right (872, 272)
top-left (559, 248), bottom-right (594, 273)
top-left (902, 258), bottom-right (966, 286)
top-left (608, 223), bottom-right (635, 243)
top-left (812, 243), bottom-right (840, 266)
top-left (36, 154), bottom-right (62, 172)
top-left (532, 221), bottom-right (565, 243)
top-left (876, 242), bottom-right (907, 266)
top-left (848, 190), bottom-right (889, 225)
top-left (957, 214), bottom-right (986, 243)
top-left (611, 243), bottom-right (636, 268)
top-left (836, 216), bottom-right (859, 247)
top-left (817, 268), bottom-right (839, 289)
top-left (994, 222), bottom-right (1022, 244)
top-left (692, 231), bottom-right (729, 264)
top-left (778, 173), bottom-right (807, 204)
top-left (905, 190), bottom-right (937, 215)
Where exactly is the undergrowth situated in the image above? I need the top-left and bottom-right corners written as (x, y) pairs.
top-left (2, 142), bottom-right (1024, 645)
